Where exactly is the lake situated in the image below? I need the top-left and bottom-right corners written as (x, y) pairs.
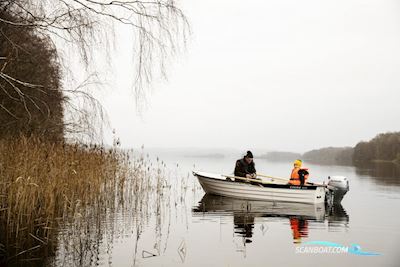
top-left (48, 154), bottom-right (400, 267)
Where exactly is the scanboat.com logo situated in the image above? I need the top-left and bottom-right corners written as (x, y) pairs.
top-left (296, 241), bottom-right (381, 256)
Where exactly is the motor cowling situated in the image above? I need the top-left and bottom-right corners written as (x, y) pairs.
top-left (327, 176), bottom-right (349, 203)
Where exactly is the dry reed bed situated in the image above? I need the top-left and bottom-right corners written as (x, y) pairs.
top-left (0, 137), bottom-right (168, 265)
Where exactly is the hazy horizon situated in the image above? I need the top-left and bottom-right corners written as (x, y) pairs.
top-left (127, 144), bottom-right (355, 157)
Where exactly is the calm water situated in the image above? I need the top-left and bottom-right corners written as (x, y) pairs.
top-left (49, 156), bottom-right (400, 267)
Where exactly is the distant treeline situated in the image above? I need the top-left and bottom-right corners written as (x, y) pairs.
top-left (262, 132), bottom-right (400, 165)
top-left (259, 151), bottom-right (301, 161)
top-left (303, 147), bottom-right (354, 165)
top-left (353, 132), bottom-right (400, 164)
top-left (184, 153), bottom-right (225, 158)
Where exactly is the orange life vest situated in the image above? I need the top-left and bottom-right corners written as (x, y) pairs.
top-left (289, 167), bottom-right (309, 185)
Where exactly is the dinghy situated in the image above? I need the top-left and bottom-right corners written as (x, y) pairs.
top-left (192, 171), bottom-right (348, 204)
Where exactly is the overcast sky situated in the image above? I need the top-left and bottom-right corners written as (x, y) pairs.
top-left (95, 0), bottom-right (400, 153)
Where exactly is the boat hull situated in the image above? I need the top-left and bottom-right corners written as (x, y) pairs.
top-left (194, 171), bottom-right (327, 204)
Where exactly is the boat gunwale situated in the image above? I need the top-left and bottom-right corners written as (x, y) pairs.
top-left (194, 172), bottom-right (324, 191)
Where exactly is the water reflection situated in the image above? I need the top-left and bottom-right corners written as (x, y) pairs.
top-left (289, 217), bottom-right (308, 243)
top-left (193, 194), bottom-right (349, 245)
top-left (234, 214), bottom-right (255, 243)
top-left (326, 203), bottom-right (349, 231)
top-left (355, 162), bottom-right (400, 186)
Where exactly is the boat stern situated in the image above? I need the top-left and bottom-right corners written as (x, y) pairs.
top-left (327, 176), bottom-right (349, 203)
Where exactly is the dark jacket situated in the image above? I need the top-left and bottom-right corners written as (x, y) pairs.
top-left (234, 158), bottom-right (256, 177)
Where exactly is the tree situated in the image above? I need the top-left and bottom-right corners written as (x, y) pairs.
top-left (0, 10), bottom-right (64, 140)
top-left (0, 0), bottom-right (188, 139)
top-left (353, 132), bottom-right (400, 164)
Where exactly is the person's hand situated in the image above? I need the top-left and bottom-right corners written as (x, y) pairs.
top-left (246, 174), bottom-right (252, 178)
top-left (251, 173), bottom-right (257, 178)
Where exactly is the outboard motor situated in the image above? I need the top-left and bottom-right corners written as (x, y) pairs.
top-left (327, 176), bottom-right (349, 203)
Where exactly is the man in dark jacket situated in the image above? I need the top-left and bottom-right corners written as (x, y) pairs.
top-left (234, 151), bottom-right (257, 178)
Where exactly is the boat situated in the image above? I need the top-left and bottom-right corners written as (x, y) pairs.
top-left (192, 171), bottom-right (349, 204)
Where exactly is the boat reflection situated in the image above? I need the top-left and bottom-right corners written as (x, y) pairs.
top-left (192, 194), bottom-right (349, 244)
top-left (289, 217), bottom-right (309, 244)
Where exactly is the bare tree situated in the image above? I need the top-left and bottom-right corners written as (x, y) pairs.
top-left (0, 0), bottom-right (189, 140)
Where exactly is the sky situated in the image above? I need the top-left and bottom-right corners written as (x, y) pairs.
top-left (93, 0), bottom-right (400, 153)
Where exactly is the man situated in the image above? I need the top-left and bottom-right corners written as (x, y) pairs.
top-left (289, 159), bottom-right (309, 186)
top-left (234, 151), bottom-right (257, 178)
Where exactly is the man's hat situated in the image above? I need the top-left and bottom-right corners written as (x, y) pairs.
top-left (245, 151), bottom-right (254, 158)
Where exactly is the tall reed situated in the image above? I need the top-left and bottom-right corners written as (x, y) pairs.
top-left (0, 136), bottom-right (166, 266)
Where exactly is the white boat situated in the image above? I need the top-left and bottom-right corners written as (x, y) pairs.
top-left (193, 171), bottom-right (347, 204)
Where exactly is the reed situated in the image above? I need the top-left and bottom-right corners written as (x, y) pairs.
top-left (0, 136), bottom-right (167, 266)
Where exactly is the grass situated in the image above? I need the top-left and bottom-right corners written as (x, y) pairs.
top-left (0, 136), bottom-right (169, 266)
